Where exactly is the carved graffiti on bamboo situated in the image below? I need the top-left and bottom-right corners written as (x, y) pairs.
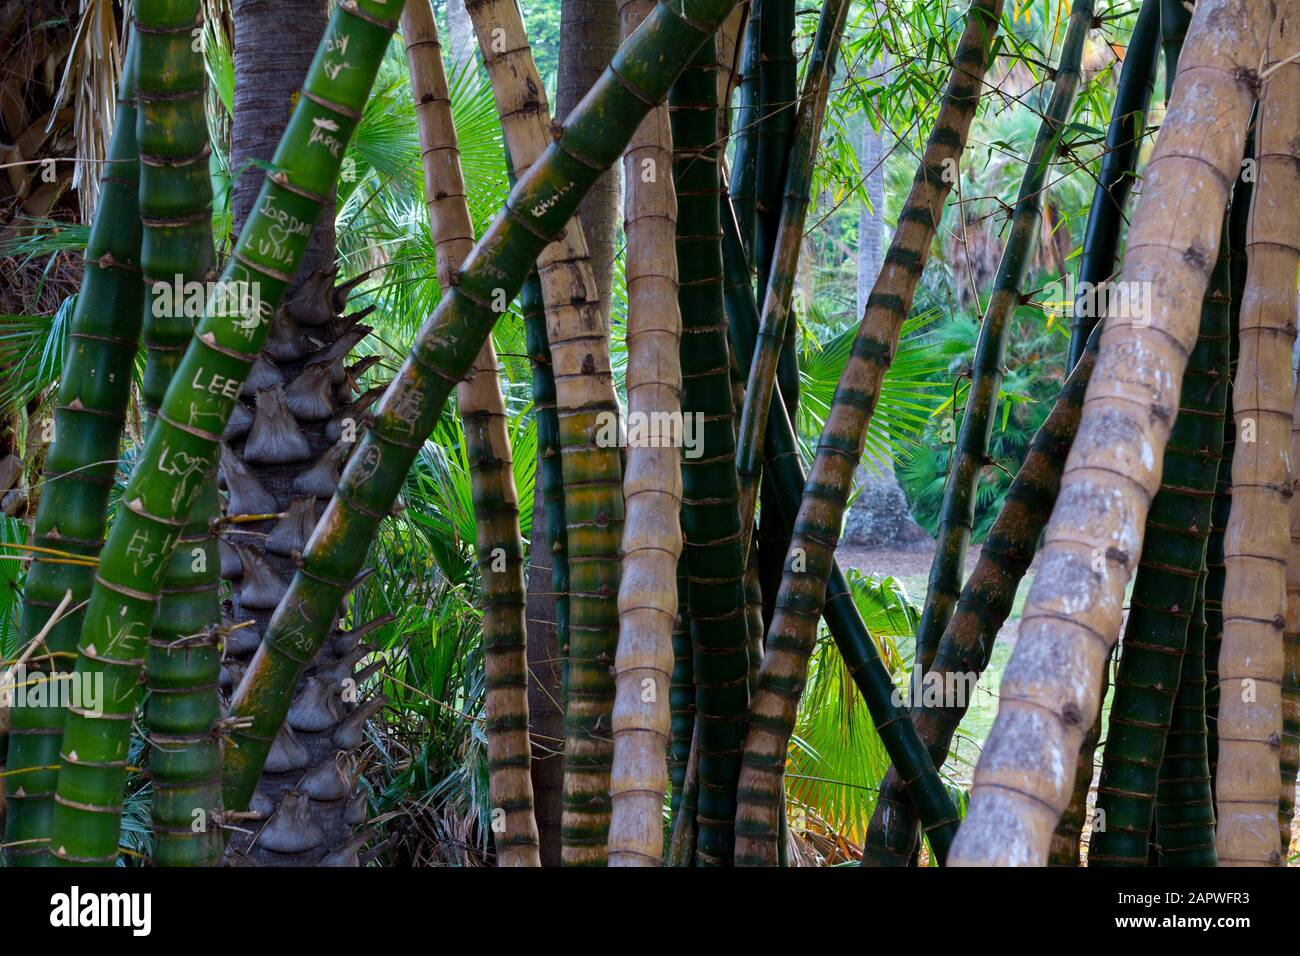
top-left (385, 379), bottom-right (425, 439)
top-left (350, 444), bottom-right (382, 488)
top-left (323, 29), bottom-right (354, 83)
top-left (271, 596), bottom-right (317, 659)
top-left (157, 443), bottom-right (210, 513)
top-left (255, 192), bottom-right (313, 269)
top-left (123, 527), bottom-right (175, 579)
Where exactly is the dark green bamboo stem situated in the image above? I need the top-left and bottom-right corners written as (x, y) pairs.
top-left (4, 38), bottom-right (143, 867)
top-left (672, 35), bottom-right (750, 867)
top-left (754, 0), bottom-right (794, 293)
top-left (1089, 223), bottom-right (1231, 867)
top-left (135, 0), bottom-right (223, 868)
top-left (669, 558), bottom-right (694, 819)
top-left (735, 0), bottom-right (850, 547)
top-left (223, 0), bottom-right (747, 817)
top-left (1205, 131), bottom-right (1252, 802)
top-left (863, 324), bottom-right (1101, 866)
top-left (914, 0), bottom-right (1093, 683)
top-left (47, 0), bottom-right (402, 866)
top-left (1159, 0), bottom-right (1192, 97)
top-left (1066, 0), bottom-right (1160, 370)
top-left (729, 0), bottom-right (762, 255)
top-left (722, 191), bottom-right (959, 864)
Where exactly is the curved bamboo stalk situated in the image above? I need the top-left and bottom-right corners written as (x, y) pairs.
top-left (135, 0), bottom-right (224, 868)
top-left (46, 0), bottom-right (402, 866)
top-left (402, 0), bottom-right (539, 867)
top-left (949, 0), bottom-right (1272, 867)
top-left (731, 0), bottom-right (1005, 868)
top-left (671, 34), bottom-right (750, 868)
top-left (1216, 21), bottom-right (1300, 866)
top-left (734, 0), bottom-right (851, 546)
top-left (1066, 0), bottom-right (1160, 370)
top-left (222, 0), bottom-right (744, 849)
top-left (608, 0), bottom-right (683, 867)
top-left (4, 36), bottom-right (144, 867)
top-left (914, 0), bottom-right (1093, 682)
top-left (864, 325), bottom-right (1101, 866)
top-left (463, 0), bottom-right (625, 866)
top-left (1089, 218), bottom-right (1231, 866)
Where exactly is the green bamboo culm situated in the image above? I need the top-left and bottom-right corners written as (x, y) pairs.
top-left (521, 266), bottom-right (569, 692)
top-left (912, 0), bottom-right (1093, 684)
top-left (862, 323), bottom-right (1102, 866)
top-left (671, 34), bottom-right (750, 867)
top-left (721, 193), bottom-right (960, 863)
top-left (729, 0), bottom-right (762, 257)
top-left (1159, 0), bottom-right (1192, 95)
top-left (222, 0), bottom-right (748, 816)
top-left (1089, 223), bottom-right (1231, 867)
top-left (668, 558), bottom-right (693, 822)
top-left (1066, 0), bottom-right (1160, 370)
top-left (732, 0), bottom-right (1005, 868)
top-left (135, 0), bottom-right (224, 867)
top-left (45, 0), bottom-right (402, 866)
top-left (1204, 123), bottom-right (1252, 803)
top-left (3, 38), bottom-right (144, 867)
top-left (735, 0), bottom-right (851, 549)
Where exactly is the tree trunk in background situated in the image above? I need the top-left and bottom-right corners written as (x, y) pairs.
top-left (444, 0), bottom-right (477, 72)
top-left (554, 0), bottom-right (620, 322)
top-left (224, 0), bottom-right (369, 866)
top-left (842, 111), bottom-right (926, 549)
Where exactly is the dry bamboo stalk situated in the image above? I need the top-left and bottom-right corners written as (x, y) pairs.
top-left (949, 0), bottom-right (1273, 867)
top-left (607, 0), bottom-right (683, 867)
top-left (1284, 364), bottom-right (1300, 854)
top-left (402, 0), bottom-right (540, 868)
top-left (466, 0), bottom-right (626, 866)
top-left (1216, 13), bottom-right (1300, 867)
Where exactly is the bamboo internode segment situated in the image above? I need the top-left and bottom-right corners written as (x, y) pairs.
top-left (465, 0), bottom-right (626, 867)
top-left (950, 0), bottom-right (1273, 868)
top-left (1284, 336), bottom-right (1300, 854)
top-left (225, 0), bottom-right (743, 853)
top-left (733, 0), bottom-right (1005, 868)
top-left (402, 0), bottom-right (539, 867)
top-left (914, 0), bottom-right (1093, 690)
top-left (1216, 13), bottom-right (1300, 867)
top-left (4, 34), bottom-right (144, 868)
top-left (865, 327), bottom-right (1100, 867)
top-left (136, 0), bottom-right (224, 868)
top-left (49, 0), bottom-right (402, 867)
top-left (607, 0), bottom-right (684, 867)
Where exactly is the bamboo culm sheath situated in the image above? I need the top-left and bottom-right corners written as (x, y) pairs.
top-left (3, 35), bottom-right (144, 868)
top-left (222, 0), bottom-right (746, 824)
top-left (135, 0), bottom-right (224, 868)
top-left (732, 0), bottom-right (1005, 867)
top-left (47, 0), bottom-right (403, 866)
top-left (913, 0), bottom-right (1093, 686)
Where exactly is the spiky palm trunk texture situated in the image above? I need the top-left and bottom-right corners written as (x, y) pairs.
top-left (464, 0), bottom-right (625, 866)
top-left (950, 0), bottom-right (1273, 867)
top-left (402, 0), bottom-right (539, 866)
top-left (222, 0), bottom-right (744, 859)
top-left (135, 0), bottom-right (224, 868)
top-left (4, 36), bottom-right (143, 868)
top-left (1215, 18), bottom-right (1299, 866)
top-left (607, 0), bottom-right (684, 867)
top-left (863, 325), bottom-right (1101, 866)
top-left (731, 0), bottom-right (1005, 868)
top-left (914, 0), bottom-right (1093, 681)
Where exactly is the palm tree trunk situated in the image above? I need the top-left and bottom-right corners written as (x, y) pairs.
top-left (731, 0), bottom-right (1005, 868)
top-left (1089, 219), bottom-right (1231, 866)
top-left (1066, 0), bottom-right (1161, 369)
top-left (949, 0), bottom-right (1272, 867)
top-left (45, 0), bottom-right (400, 866)
top-left (671, 34), bottom-right (750, 867)
top-left (463, 0), bottom-right (625, 866)
top-left (222, 0), bottom-right (744, 846)
top-left (914, 0), bottom-right (1093, 682)
top-left (607, 0), bottom-right (683, 866)
top-left (3, 35), bottom-right (144, 867)
top-left (135, 0), bottom-right (224, 868)
top-left (402, 0), bottom-right (539, 866)
top-left (1215, 21), bottom-right (1299, 866)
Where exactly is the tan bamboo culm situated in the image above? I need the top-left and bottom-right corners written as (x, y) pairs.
top-left (465, 0), bottom-right (626, 865)
top-left (402, 0), bottom-right (540, 867)
top-left (949, 0), bottom-right (1274, 866)
top-left (1216, 10), bottom-right (1300, 867)
top-left (607, 0), bottom-right (684, 867)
